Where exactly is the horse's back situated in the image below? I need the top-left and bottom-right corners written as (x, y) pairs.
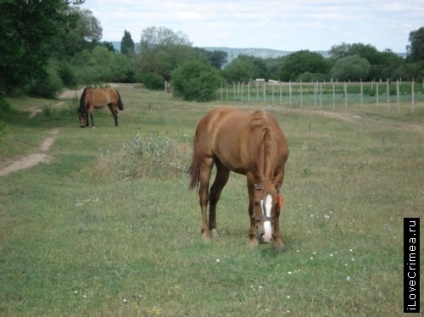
top-left (194, 107), bottom-right (288, 174)
top-left (84, 87), bottom-right (119, 108)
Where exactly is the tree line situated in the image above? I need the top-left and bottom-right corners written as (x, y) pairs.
top-left (1, 0), bottom-right (424, 102)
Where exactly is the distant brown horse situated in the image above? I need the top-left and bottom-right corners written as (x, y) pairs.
top-left (78, 87), bottom-right (124, 127)
top-left (189, 107), bottom-right (289, 249)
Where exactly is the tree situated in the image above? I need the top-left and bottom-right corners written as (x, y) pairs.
top-left (223, 55), bottom-right (256, 82)
top-left (223, 55), bottom-right (268, 82)
top-left (172, 61), bottom-right (223, 101)
top-left (407, 27), bottom-right (424, 62)
top-left (136, 26), bottom-right (195, 81)
top-left (121, 30), bottom-right (135, 56)
top-left (0, 0), bottom-right (84, 95)
top-left (331, 55), bottom-right (371, 81)
top-left (55, 6), bottom-right (102, 57)
top-left (330, 43), bottom-right (382, 65)
top-left (203, 49), bottom-right (228, 69)
top-left (279, 50), bottom-right (329, 81)
top-left (141, 26), bottom-right (191, 50)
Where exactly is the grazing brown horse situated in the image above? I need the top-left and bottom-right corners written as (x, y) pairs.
top-left (78, 87), bottom-right (124, 127)
top-left (189, 107), bottom-right (289, 249)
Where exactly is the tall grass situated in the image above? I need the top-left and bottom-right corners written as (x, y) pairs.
top-left (0, 86), bottom-right (423, 316)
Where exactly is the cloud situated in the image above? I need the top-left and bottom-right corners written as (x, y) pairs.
top-left (80, 0), bottom-right (423, 52)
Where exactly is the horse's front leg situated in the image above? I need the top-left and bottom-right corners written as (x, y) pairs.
top-left (89, 111), bottom-right (95, 127)
top-left (108, 104), bottom-right (119, 126)
top-left (247, 179), bottom-right (259, 247)
top-left (273, 210), bottom-right (284, 251)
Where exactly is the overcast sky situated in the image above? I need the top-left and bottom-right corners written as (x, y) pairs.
top-left (80, 0), bottom-right (424, 53)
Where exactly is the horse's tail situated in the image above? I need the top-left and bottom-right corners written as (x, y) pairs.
top-left (78, 87), bottom-right (89, 113)
top-left (188, 141), bottom-right (200, 190)
top-left (116, 90), bottom-right (124, 110)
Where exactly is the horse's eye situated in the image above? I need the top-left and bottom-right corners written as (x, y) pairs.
top-left (254, 201), bottom-right (260, 207)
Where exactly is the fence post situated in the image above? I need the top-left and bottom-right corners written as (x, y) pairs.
top-left (300, 81), bottom-right (303, 108)
top-left (411, 79), bottom-right (415, 114)
top-left (289, 80), bottom-right (292, 107)
top-left (396, 79), bottom-right (400, 114)
top-left (344, 81), bottom-right (348, 109)
top-left (376, 80), bottom-right (379, 111)
top-left (360, 79), bottom-right (363, 111)
top-left (279, 82), bottom-right (282, 105)
top-left (386, 79), bottom-right (390, 112)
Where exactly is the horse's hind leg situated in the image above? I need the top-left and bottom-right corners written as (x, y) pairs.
top-left (208, 161), bottom-right (230, 237)
top-left (197, 156), bottom-right (214, 240)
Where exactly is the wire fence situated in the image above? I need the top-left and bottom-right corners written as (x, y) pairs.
top-left (219, 80), bottom-right (424, 114)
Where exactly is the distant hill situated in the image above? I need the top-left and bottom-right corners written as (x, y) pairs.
top-left (111, 41), bottom-right (325, 59)
top-left (110, 41), bottom-right (405, 59)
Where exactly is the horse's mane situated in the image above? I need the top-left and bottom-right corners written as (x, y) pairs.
top-left (78, 87), bottom-right (91, 114)
top-left (116, 90), bottom-right (124, 110)
top-left (250, 110), bottom-right (279, 178)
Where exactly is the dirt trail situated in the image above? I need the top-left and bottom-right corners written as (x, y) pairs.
top-left (0, 128), bottom-right (59, 177)
top-left (0, 84), bottom-right (137, 178)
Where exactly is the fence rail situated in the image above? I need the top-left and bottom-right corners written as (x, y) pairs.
top-left (219, 80), bottom-right (424, 113)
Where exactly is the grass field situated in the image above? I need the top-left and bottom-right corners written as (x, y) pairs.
top-left (0, 86), bottom-right (423, 316)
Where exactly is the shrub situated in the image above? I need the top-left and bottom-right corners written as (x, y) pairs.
top-left (58, 62), bottom-right (77, 88)
top-left (171, 61), bottom-right (223, 101)
top-left (29, 65), bottom-right (63, 98)
top-left (91, 132), bottom-right (187, 180)
top-left (141, 73), bottom-right (165, 90)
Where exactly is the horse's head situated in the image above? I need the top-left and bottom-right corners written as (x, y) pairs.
top-left (78, 109), bottom-right (87, 128)
top-left (252, 179), bottom-right (284, 244)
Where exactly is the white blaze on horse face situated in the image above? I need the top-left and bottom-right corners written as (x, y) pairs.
top-left (261, 194), bottom-right (273, 242)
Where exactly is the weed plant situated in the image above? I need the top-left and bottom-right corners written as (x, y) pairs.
top-left (92, 131), bottom-right (188, 181)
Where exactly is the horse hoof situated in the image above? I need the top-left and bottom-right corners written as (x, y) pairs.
top-left (201, 231), bottom-right (211, 241)
top-left (210, 229), bottom-right (218, 238)
top-left (274, 241), bottom-right (285, 251)
top-left (249, 239), bottom-right (259, 248)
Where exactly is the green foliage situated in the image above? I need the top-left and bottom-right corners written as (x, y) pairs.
top-left (223, 55), bottom-right (256, 82)
top-left (136, 26), bottom-right (198, 81)
top-left (58, 62), bottom-right (77, 88)
top-left (0, 0), bottom-right (82, 95)
top-left (172, 61), bottom-right (223, 101)
top-left (139, 73), bottom-right (165, 90)
top-left (407, 26), bottom-right (424, 62)
top-left (29, 64), bottom-right (63, 99)
top-left (0, 97), bottom-right (11, 112)
top-left (120, 30), bottom-right (135, 56)
top-left (73, 47), bottom-right (133, 84)
top-left (0, 98), bottom-right (8, 140)
top-left (223, 55), bottom-right (268, 82)
top-left (279, 50), bottom-right (330, 81)
top-left (331, 55), bottom-right (371, 81)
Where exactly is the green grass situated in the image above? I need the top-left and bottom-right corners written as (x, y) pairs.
top-left (0, 86), bottom-right (423, 316)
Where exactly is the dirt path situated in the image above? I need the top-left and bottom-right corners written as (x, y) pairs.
top-left (0, 128), bottom-right (59, 177)
top-left (0, 84), bottom-right (137, 178)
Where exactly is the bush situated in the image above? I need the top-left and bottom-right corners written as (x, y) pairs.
top-left (58, 62), bottom-right (77, 88)
top-left (91, 132), bottom-right (187, 180)
top-left (171, 61), bottom-right (223, 101)
top-left (29, 65), bottom-right (63, 98)
top-left (141, 73), bottom-right (165, 90)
